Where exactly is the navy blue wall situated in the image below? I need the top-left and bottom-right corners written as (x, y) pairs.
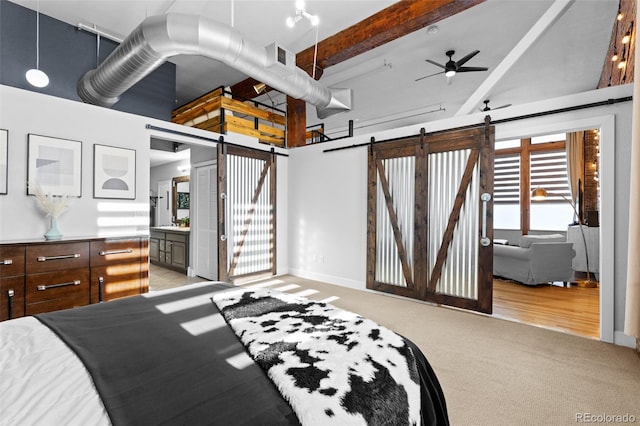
top-left (0, 0), bottom-right (176, 120)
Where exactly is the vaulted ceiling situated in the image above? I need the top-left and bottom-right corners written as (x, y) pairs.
top-left (11, 0), bottom-right (629, 139)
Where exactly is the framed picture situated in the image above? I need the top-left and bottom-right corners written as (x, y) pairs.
top-left (0, 129), bottom-right (7, 195)
top-left (27, 134), bottom-right (82, 196)
top-left (94, 144), bottom-right (136, 199)
top-left (177, 192), bottom-right (190, 209)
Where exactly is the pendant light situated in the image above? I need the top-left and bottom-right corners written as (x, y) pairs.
top-left (25, 0), bottom-right (49, 88)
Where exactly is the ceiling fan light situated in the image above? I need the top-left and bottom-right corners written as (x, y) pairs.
top-left (26, 68), bottom-right (49, 88)
top-left (445, 70), bottom-right (456, 77)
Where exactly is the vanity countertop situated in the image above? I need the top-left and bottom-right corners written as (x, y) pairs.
top-left (151, 226), bottom-right (190, 233)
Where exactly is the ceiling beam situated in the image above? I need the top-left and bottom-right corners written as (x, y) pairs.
top-left (231, 0), bottom-right (485, 100)
top-left (455, 0), bottom-right (575, 116)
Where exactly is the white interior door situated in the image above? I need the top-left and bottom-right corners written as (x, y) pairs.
top-left (157, 180), bottom-right (172, 226)
top-left (194, 163), bottom-right (218, 280)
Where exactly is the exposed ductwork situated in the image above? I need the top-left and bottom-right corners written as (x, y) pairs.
top-left (77, 13), bottom-right (351, 119)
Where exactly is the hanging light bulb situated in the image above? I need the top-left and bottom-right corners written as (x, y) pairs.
top-left (622, 31), bottom-right (631, 44)
top-left (25, 0), bottom-right (49, 88)
top-left (622, 23), bottom-right (633, 44)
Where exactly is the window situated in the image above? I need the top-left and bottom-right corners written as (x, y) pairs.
top-left (494, 135), bottom-right (574, 232)
top-left (494, 153), bottom-right (520, 230)
top-left (529, 146), bottom-right (574, 231)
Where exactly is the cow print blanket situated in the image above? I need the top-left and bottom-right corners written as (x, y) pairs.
top-left (212, 288), bottom-right (421, 426)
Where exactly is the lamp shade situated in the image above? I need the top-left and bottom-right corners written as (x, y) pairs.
top-left (531, 188), bottom-right (548, 201)
top-left (253, 82), bottom-right (266, 94)
top-left (26, 68), bottom-right (49, 88)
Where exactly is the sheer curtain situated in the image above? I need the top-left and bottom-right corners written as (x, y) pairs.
top-left (625, 4), bottom-right (640, 353)
top-left (565, 131), bottom-right (584, 219)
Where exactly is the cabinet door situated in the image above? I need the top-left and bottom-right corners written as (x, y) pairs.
top-left (91, 263), bottom-right (141, 303)
top-left (149, 238), bottom-right (160, 262)
top-left (170, 242), bottom-right (186, 269)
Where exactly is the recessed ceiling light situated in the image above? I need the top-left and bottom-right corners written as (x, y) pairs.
top-left (427, 26), bottom-right (439, 35)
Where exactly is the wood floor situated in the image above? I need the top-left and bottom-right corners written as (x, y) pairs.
top-left (148, 264), bottom-right (600, 340)
top-left (492, 278), bottom-right (600, 339)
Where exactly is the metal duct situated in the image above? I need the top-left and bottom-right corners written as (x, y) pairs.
top-left (77, 13), bottom-right (352, 118)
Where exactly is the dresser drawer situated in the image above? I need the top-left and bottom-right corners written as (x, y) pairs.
top-left (91, 263), bottom-right (142, 303)
top-left (0, 246), bottom-right (25, 278)
top-left (0, 276), bottom-right (25, 321)
top-left (26, 269), bottom-right (90, 306)
top-left (26, 242), bottom-right (90, 274)
top-left (90, 239), bottom-right (142, 267)
top-left (166, 233), bottom-right (187, 244)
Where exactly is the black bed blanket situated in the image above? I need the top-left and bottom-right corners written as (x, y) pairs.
top-left (36, 282), bottom-right (448, 426)
top-left (36, 282), bottom-right (299, 426)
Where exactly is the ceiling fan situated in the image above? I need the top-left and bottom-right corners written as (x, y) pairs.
top-left (415, 50), bottom-right (488, 84)
top-left (478, 99), bottom-right (512, 112)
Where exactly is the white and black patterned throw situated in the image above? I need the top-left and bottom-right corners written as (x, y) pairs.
top-left (212, 288), bottom-right (421, 426)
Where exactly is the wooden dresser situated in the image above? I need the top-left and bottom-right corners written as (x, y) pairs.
top-left (0, 236), bottom-right (148, 321)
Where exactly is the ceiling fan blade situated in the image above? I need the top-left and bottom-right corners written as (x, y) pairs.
top-left (455, 50), bottom-right (480, 67)
top-left (425, 59), bottom-right (446, 69)
top-left (415, 70), bottom-right (445, 82)
top-left (456, 66), bottom-right (489, 73)
top-left (494, 103), bottom-right (512, 110)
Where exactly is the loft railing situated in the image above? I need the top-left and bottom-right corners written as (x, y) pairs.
top-left (172, 87), bottom-right (287, 147)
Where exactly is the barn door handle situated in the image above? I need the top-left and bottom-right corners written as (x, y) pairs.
top-left (220, 192), bottom-right (226, 242)
top-left (480, 193), bottom-right (492, 247)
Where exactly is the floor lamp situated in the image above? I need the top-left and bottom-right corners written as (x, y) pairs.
top-left (531, 188), bottom-right (595, 286)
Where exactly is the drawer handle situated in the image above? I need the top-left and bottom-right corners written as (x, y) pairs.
top-left (98, 276), bottom-right (104, 302)
top-left (99, 249), bottom-right (133, 256)
top-left (1, 259), bottom-right (13, 265)
top-left (7, 289), bottom-right (14, 320)
top-left (37, 254), bottom-right (81, 262)
top-left (37, 280), bottom-right (81, 291)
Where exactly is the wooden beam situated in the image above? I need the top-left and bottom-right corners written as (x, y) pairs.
top-left (298, 0), bottom-right (485, 71)
top-left (286, 97), bottom-right (306, 148)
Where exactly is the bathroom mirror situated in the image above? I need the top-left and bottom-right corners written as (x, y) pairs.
top-left (172, 175), bottom-right (190, 225)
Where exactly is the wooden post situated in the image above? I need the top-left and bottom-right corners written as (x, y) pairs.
top-left (286, 97), bottom-right (306, 148)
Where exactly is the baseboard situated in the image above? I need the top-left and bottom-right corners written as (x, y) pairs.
top-left (614, 330), bottom-right (637, 348)
top-left (287, 268), bottom-right (365, 290)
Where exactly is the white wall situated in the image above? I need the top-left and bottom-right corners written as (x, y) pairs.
top-left (0, 85), bottom-right (288, 277)
top-left (288, 84), bottom-right (634, 346)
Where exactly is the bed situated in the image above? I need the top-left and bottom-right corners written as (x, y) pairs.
top-left (0, 281), bottom-right (448, 425)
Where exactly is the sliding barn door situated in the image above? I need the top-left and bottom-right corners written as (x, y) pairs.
top-left (218, 145), bottom-right (276, 282)
top-left (367, 124), bottom-right (494, 313)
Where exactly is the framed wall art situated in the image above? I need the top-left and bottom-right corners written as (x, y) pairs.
top-left (94, 144), bottom-right (136, 199)
top-left (27, 134), bottom-right (82, 196)
top-left (0, 129), bottom-right (7, 195)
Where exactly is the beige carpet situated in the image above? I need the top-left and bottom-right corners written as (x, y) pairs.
top-left (236, 274), bottom-right (640, 426)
